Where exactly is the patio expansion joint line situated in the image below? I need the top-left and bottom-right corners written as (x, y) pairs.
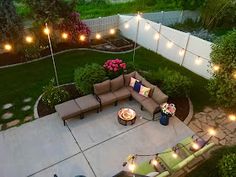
top-left (26, 152), bottom-right (81, 177)
top-left (66, 122), bottom-right (98, 177)
top-left (83, 119), bottom-right (150, 152)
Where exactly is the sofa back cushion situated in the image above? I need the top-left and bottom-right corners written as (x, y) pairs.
top-left (141, 79), bottom-right (155, 96)
top-left (111, 75), bottom-right (124, 92)
top-left (124, 71), bottom-right (136, 86)
top-left (94, 80), bottom-right (111, 95)
top-left (152, 87), bottom-right (168, 104)
top-left (135, 71), bottom-right (145, 81)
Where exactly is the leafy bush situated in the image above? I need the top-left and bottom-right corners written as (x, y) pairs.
top-left (207, 30), bottom-right (236, 107)
top-left (42, 79), bottom-right (69, 108)
top-left (74, 63), bottom-right (106, 94)
top-left (191, 29), bottom-right (215, 42)
top-left (218, 153), bottom-right (236, 177)
top-left (144, 68), bottom-right (192, 97)
top-left (125, 61), bottom-right (137, 73)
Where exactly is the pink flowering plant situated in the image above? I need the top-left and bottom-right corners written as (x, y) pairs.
top-left (161, 103), bottom-right (176, 116)
top-left (103, 59), bottom-right (126, 78)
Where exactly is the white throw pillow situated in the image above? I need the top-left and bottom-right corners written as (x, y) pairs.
top-left (129, 77), bottom-right (138, 87)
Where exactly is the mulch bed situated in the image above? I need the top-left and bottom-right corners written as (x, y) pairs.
top-left (38, 83), bottom-right (190, 121)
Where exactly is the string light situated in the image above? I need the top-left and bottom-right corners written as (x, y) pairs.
top-left (195, 56), bottom-right (202, 65)
top-left (109, 28), bottom-right (115, 35)
top-left (233, 71), bottom-right (236, 79)
top-left (96, 33), bottom-right (101, 40)
top-left (4, 44), bottom-right (12, 51)
top-left (228, 114), bottom-right (236, 121)
top-left (208, 128), bottom-right (216, 136)
top-left (43, 27), bottom-right (50, 35)
top-left (25, 36), bottom-right (33, 43)
top-left (80, 35), bottom-right (86, 41)
top-left (166, 41), bottom-right (173, 48)
top-left (179, 48), bottom-right (185, 56)
top-left (192, 142), bottom-right (200, 150)
top-left (213, 64), bottom-right (220, 72)
top-left (144, 23), bottom-right (150, 31)
top-left (124, 22), bottom-right (129, 29)
top-left (61, 32), bottom-right (68, 39)
top-left (172, 147), bottom-right (178, 158)
top-left (150, 155), bottom-right (159, 166)
top-left (136, 14), bottom-right (141, 21)
top-left (154, 33), bottom-right (160, 40)
top-left (128, 162), bottom-right (136, 172)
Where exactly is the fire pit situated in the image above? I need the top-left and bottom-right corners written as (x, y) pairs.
top-left (117, 108), bottom-right (136, 126)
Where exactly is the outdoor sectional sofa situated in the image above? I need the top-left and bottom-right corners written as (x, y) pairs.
top-left (55, 71), bottom-right (168, 125)
top-left (94, 71), bottom-right (168, 119)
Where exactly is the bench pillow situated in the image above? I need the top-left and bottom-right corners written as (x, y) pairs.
top-left (94, 80), bottom-right (111, 95)
top-left (133, 81), bottom-right (142, 92)
top-left (141, 79), bottom-right (155, 96)
top-left (139, 85), bottom-right (151, 97)
top-left (124, 71), bottom-right (136, 86)
top-left (129, 77), bottom-right (138, 87)
top-left (111, 75), bottom-right (124, 92)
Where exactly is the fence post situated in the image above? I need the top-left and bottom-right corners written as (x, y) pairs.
top-left (179, 10), bottom-right (184, 23)
top-left (155, 23), bottom-right (162, 53)
top-left (161, 11), bottom-right (164, 24)
top-left (180, 32), bottom-right (191, 66)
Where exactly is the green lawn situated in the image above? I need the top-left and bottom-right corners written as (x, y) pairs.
top-left (0, 47), bottom-right (213, 127)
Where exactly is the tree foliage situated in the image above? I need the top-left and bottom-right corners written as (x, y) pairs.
top-left (207, 30), bottom-right (236, 107)
top-left (0, 0), bottom-right (23, 44)
top-left (24, 0), bottom-right (76, 25)
top-left (201, 0), bottom-right (236, 29)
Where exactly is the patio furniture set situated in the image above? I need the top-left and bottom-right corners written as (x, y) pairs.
top-left (55, 71), bottom-right (168, 125)
top-left (130, 136), bottom-right (215, 177)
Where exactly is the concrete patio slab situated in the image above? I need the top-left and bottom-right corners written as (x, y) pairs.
top-left (32, 153), bottom-right (95, 177)
top-left (67, 100), bottom-right (151, 150)
top-left (0, 114), bottom-right (80, 177)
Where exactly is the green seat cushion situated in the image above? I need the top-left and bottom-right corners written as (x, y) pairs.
top-left (157, 171), bottom-right (170, 177)
top-left (158, 148), bottom-right (183, 169)
top-left (172, 155), bottom-right (195, 171)
top-left (194, 143), bottom-right (215, 157)
top-left (178, 136), bottom-right (194, 156)
top-left (134, 161), bottom-right (156, 175)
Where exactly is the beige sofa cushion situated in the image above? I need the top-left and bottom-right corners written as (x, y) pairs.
top-left (98, 92), bottom-right (117, 106)
top-left (75, 94), bottom-right (100, 112)
top-left (141, 98), bottom-right (160, 114)
top-left (127, 86), bottom-right (147, 103)
top-left (152, 86), bottom-right (168, 104)
top-left (94, 80), bottom-right (110, 95)
top-left (111, 75), bottom-right (124, 92)
top-left (113, 87), bottom-right (131, 100)
top-left (124, 71), bottom-right (136, 86)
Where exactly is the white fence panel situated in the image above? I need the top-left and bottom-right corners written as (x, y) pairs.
top-left (83, 15), bottom-right (119, 39)
top-left (119, 15), bottom-right (212, 79)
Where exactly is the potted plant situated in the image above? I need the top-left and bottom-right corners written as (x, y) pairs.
top-left (160, 103), bottom-right (176, 126)
top-left (103, 59), bottom-right (126, 79)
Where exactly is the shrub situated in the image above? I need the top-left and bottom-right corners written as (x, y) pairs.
top-left (125, 61), bottom-right (137, 73)
top-left (42, 79), bottom-right (69, 108)
top-left (218, 153), bottom-right (236, 177)
top-left (144, 68), bottom-right (192, 97)
top-left (207, 30), bottom-right (236, 107)
top-left (74, 63), bottom-right (106, 94)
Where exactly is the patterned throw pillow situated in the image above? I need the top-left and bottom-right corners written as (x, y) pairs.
top-left (139, 85), bottom-right (151, 97)
top-left (129, 77), bottom-right (139, 87)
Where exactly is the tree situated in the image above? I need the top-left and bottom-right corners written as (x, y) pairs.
top-left (201, 0), bottom-right (236, 29)
top-left (57, 12), bottom-right (91, 43)
top-left (25, 0), bottom-right (76, 25)
top-left (207, 30), bottom-right (236, 108)
top-left (0, 0), bottom-right (23, 44)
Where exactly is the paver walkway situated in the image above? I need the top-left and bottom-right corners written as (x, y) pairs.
top-left (188, 107), bottom-right (236, 146)
top-left (0, 100), bottom-right (193, 177)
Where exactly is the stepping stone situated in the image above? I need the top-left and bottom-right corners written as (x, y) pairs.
top-left (24, 116), bottom-right (33, 122)
top-left (203, 107), bottom-right (212, 113)
top-left (21, 105), bottom-right (31, 111)
top-left (2, 103), bottom-right (13, 110)
top-left (6, 120), bottom-right (20, 128)
top-left (215, 129), bottom-right (226, 140)
top-left (219, 139), bottom-right (226, 146)
top-left (189, 122), bottom-right (202, 133)
top-left (23, 97), bottom-right (32, 103)
top-left (225, 122), bottom-right (236, 133)
top-left (1, 112), bottom-right (13, 119)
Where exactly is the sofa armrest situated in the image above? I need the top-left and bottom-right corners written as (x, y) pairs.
top-left (94, 93), bottom-right (101, 104)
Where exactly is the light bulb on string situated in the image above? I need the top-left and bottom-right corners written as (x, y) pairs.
top-left (4, 44), bottom-right (12, 51)
top-left (154, 33), bottom-right (160, 40)
top-left (228, 114), bottom-right (236, 121)
top-left (150, 155), bottom-right (159, 166)
top-left (136, 14), bottom-right (141, 21)
top-left (166, 41), bottom-right (173, 48)
top-left (128, 162), bottom-right (136, 172)
top-left (233, 71), bottom-right (236, 79)
top-left (43, 27), bottom-right (50, 35)
top-left (179, 48), bottom-right (185, 56)
top-left (61, 32), bottom-right (68, 39)
top-left (25, 36), bottom-right (33, 43)
top-left (213, 64), bottom-right (220, 72)
top-left (80, 35), bottom-right (86, 41)
top-left (124, 22), bottom-right (129, 29)
top-left (192, 142), bottom-right (200, 150)
top-left (195, 56), bottom-right (202, 65)
top-left (109, 28), bottom-right (115, 35)
top-left (145, 23), bottom-right (150, 31)
top-left (96, 33), bottom-right (101, 40)
top-left (208, 128), bottom-right (216, 136)
top-left (172, 147), bottom-right (178, 158)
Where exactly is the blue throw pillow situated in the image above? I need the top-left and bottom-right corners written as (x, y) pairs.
top-left (133, 81), bottom-right (142, 93)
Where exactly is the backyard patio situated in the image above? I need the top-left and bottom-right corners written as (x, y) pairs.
top-left (0, 100), bottom-right (194, 177)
